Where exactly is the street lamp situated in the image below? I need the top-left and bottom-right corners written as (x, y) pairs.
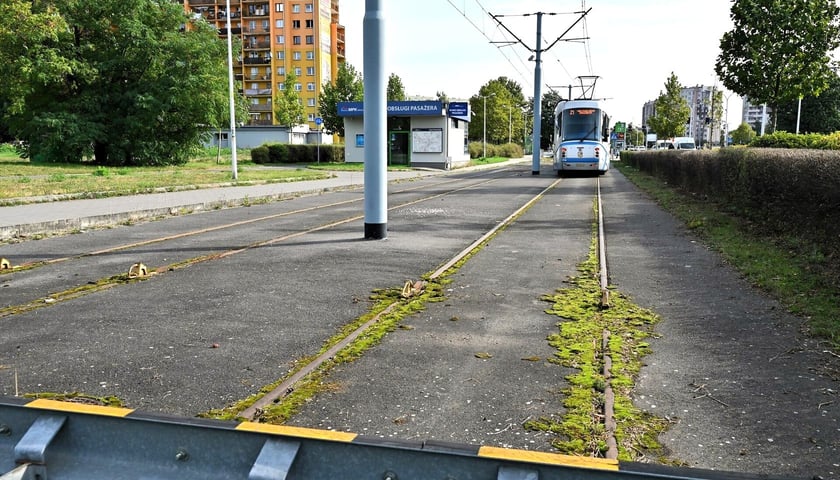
top-left (481, 93), bottom-right (495, 159)
top-left (507, 103), bottom-right (512, 144)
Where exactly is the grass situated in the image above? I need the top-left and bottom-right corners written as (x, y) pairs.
top-left (0, 147), bottom-right (332, 201)
top-left (470, 156), bottom-right (510, 166)
top-left (615, 161), bottom-right (840, 350)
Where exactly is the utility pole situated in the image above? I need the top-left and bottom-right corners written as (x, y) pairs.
top-left (490, 8), bottom-right (591, 175)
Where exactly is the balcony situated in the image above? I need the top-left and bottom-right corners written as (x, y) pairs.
top-left (244, 88), bottom-right (273, 96)
top-left (247, 119), bottom-right (274, 126)
top-left (243, 57), bottom-right (271, 65)
top-left (188, 0), bottom-right (217, 5)
top-left (245, 40), bottom-right (271, 50)
top-left (249, 103), bottom-right (273, 112)
top-left (248, 74), bottom-right (272, 81)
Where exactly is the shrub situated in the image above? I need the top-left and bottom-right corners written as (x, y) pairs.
top-left (266, 143), bottom-right (289, 163)
top-left (498, 142), bottom-right (524, 158)
top-left (250, 145), bottom-right (270, 164)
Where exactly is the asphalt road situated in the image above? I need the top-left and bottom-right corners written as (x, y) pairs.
top-left (1, 164), bottom-right (838, 479)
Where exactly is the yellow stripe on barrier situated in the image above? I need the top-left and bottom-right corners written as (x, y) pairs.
top-left (26, 398), bottom-right (134, 418)
top-left (478, 446), bottom-right (619, 471)
top-left (236, 421), bottom-right (357, 442)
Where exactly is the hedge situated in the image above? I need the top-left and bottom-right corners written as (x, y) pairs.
top-left (251, 143), bottom-right (345, 164)
top-left (621, 148), bottom-right (840, 275)
top-left (468, 142), bottom-right (524, 159)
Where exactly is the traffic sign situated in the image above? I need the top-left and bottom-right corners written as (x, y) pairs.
top-left (315, 117), bottom-right (323, 126)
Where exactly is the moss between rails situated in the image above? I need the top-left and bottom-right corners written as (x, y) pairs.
top-left (200, 280), bottom-right (448, 423)
top-left (616, 162), bottom-right (840, 350)
top-left (530, 204), bottom-right (667, 461)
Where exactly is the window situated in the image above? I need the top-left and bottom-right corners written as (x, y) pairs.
top-left (305, 3), bottom-right (313, 13)
top-left (275, 35), bottom-right (284, 44)
top-left (305, 35), bottom-right (314, 45)
top-left (262, 20), bottom-right (269, 31)
top-left (306, 67), bottom-right (315, 76)
top-left (278, 83), bottom-right (285, 90)
top-left (294, 83), bottom-right (302, 91)
top-left (293, 36), bottom-right (301, 45)
top-left (292, 20), bottom-right (300, 28)
top-left (306, 19), bottom-right (313, 28)
top-left (277, 66), bottom-right (285, 75)
top-left (275, 3), bottom-right (283, 12)
top-left (275, 19), bottom-right (283, 28)
top-left (276, 51), bottom-right (284, 60)
top-left (306, 51), bottom-right (314, 60)
top-left (307, 98), bottom-right (316, 107)
top-left (293, 52), bottom-right (301, 60)
top-left (292, 4), bottom-right (300, 13)
top-left (294, 67), bottom-right (302, 76)
top-left (308, 113), bottom-right (316, 122)
top-left (307, 82), bottom-right (315, 91)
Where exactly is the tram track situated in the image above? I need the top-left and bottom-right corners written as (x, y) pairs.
top-left (0, 169), bottom-right (517, 320)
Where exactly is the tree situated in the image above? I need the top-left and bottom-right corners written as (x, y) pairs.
top-left (540, 89), bottom-right (563, 150)
top-left (0, 0), bottom-right (231, 166)
top-left (469, 77), bottom-right (526, 146)
top-left (275, 72), bottom-right (305, 127)
top-left (647, 73), bottom-right (691, 139)
top-left (436, 91), bottom-right (450, 103)
top-left (318, 63), bottom-right (363, 137)
top-left (715, 0), bottom-right (840, 131)
top-left (731, 122), bottom-right (757, 145)
top-left (775, 73), bottom-right (840, 133)
top-left (387, 73), bottom-right (406, 101)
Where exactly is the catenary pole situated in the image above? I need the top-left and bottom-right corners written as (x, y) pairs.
top-left (363, 0), bottom-right (387, 239)
top-left (225, 0), bottom-right (238, 180)
top-left (531, 12), bottom-right (543, 175)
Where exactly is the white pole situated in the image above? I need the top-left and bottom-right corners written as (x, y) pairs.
top-left (225, 0), bottom-right (238, 180)
top-left (760, 103), bottom-right (767, 136)
top-left (483, 96), bottom-right (487, 159)
top-left (796, 97), bottom-right (802, 134)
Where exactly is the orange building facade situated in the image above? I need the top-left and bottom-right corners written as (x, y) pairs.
top-left (179, 0), bottom-right (346, 128)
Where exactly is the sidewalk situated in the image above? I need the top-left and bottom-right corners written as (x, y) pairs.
top-left (0, 169), bottom-right (435, 241)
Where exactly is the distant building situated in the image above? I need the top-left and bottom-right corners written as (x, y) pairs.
top-left (742, 96), bottom-right (771, 134)
top-left (641, 85), bottom-right (722, 146)
top-left (180, 0), bottom-right (346, 129)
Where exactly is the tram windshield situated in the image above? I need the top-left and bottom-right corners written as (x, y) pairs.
top-left (561, 108), bottom-right (601, 141)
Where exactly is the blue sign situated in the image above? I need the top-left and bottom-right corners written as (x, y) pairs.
top-left (448, 102), bottom-right (470, 121)
top-left (610, 132), bottom-right (617, 141)
top-left (337, 101), bottom-right (444, 117)
top-left (315, 117), bottom-right (323, 126)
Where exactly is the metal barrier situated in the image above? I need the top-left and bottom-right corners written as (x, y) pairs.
top-left (0, 396), bottom-right (792, 479)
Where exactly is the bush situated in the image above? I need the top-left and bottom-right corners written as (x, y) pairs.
top-left (253, 143), bottom-right (345, 164)
top-left (750, 131), bottom-right (840, 149)
top-left (250, 145), bottom-right (270, 164)
top-left (468, 141), bottom-right (523, 159)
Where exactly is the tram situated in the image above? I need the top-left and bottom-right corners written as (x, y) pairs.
top-left (553, 98), bottom-right (611, 176)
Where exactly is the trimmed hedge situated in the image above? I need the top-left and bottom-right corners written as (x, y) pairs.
top-left (251, 143), bottom-right (345, 164)
top-left (621, 148), bottom-right (840, 277)
top-left (468, 141), bottom-right (524, 159)
top-left (750, 131), bottom-right (840, 149)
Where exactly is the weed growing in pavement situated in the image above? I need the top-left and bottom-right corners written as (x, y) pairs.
top-left (616, 162), bottom-right (840, 350)
top-left (531, 203), bottom-right (667, 462)
top-left (23, 392), bottom-right (126, 408)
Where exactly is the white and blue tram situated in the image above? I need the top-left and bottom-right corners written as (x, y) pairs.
top-left (553, 99), bottom-right (611, 176)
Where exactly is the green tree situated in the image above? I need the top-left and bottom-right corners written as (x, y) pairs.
top-left (715, 0), bottom-right (840, 131)
top-left (275, 72), bottom-right (305, 127)
top-left (647, 73), bottom-right (691, 139)
top-left (776, 73), bottom-right (840, 133)
top-left (318, 63), bottom-right (363, 137)
top-left (436, 91), bottom-right (450, 103)
top-left (540, 89), bottom-right (562, 150)
top-left (387, 73), bottom-right (406, 101)
top-left (731, 122), bottom-right (757, 145)
top-left (0, 0), bottom-right (231, 166)
top-left (469, 77), bottom-right (526, 146)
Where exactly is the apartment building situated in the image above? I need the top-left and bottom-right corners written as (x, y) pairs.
top-left (180, 0), bottom-right (345, 128)
top-left (641, 85), bottom-right (721, 146)
top-left (741, 96), bottom-right (771, 134)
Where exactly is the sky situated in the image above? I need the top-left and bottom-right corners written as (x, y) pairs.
top-left (339, 0), bottom-right (745, 130)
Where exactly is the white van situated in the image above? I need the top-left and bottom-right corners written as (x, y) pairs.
top-left (667, 137), bottom-right (696, 150)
